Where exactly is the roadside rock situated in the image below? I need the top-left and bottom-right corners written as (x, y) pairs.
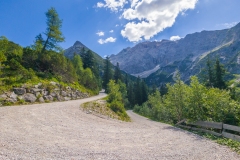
top-left (64, 97), bottom-right (71, 101)
top-left (0, 94), bottom-right (8, 100)
top-left (30, 88), bottom-right (42, 94)
top-left (23, 93), bottom-right (37, 103)
top-left (10, 92), bottom-right (18, 100)
top-left (38, 97), bottom-right (45, 103)
top-left (13, 88), bottom-right (26, 95)
top-left (50, 92), bottom-right (57, 97)
top-left (44, 95), bottom-right (53, 101)
top-left (61, 91), bottom-right (67, 97)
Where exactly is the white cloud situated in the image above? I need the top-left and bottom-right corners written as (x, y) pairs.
top-left (96, 31), bottom-right (105, 36)
top-left (97, 2), bottom-right (104, 8)
top-left (121, 0), bottom-right (198, 42)
top-left (219, 22), bottom-right (238, 28)
top-left (110, 30), bottom-right (114, 33)
top-left (96, 0), bottom-right (128, 12)
top-left (115, 24), bottom-right (119, 27)
top-left (170, 36), bottom-right (181, 41)
top-left (98, 37), bottom-right (117, 44)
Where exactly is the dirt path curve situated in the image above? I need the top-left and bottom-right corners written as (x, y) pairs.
top-left (0, 93), bottom-right (239, 160)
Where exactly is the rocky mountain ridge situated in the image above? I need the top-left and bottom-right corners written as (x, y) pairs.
top-left (110, 23), bottom-right (240, 85)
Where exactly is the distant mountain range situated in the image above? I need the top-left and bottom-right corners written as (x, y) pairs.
top-left (110, 23), bottom-right (240, 86)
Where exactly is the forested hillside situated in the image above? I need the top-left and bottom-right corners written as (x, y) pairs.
top-left (0, 8), bottom-right (104, 106)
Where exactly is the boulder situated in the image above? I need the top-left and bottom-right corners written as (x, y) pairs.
top-left (23, 93), bottom-right (37, 103)
top-left (56, 94), bottom-right (64, 101)
top-left (13, 88), bottom-right (26, 95)
top-left (50, 92), bottom-right (57, 97)
top-left (34, 83), bottom-right (42, 89)
top-left (76, 91), bottom-right (82, 97)
top-left (71, 93), bottom-right (77, 99)
top-left (41, 90), bottom-right (48, 96)
top-left (43, 95), bottom-right (53, 101)
top-left (38, 97), bottom-right (45, 103)
top-left (61, 91), bottom-right (67, 97)
top-left (6, 98), bottom-right (17, 103)
top-left (64, 97), bottom-right (71, 101)
top-left (10, 92), bottom-right (18, 100)
top-left (0, 94), bottom-right (7, 100)
top-left (30, 88), bottom-right (42, 94)
top-left (35, 92), bottom-right (41, 97)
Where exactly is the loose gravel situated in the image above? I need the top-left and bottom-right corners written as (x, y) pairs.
top-left (0, 92), bottom-right (239, 160)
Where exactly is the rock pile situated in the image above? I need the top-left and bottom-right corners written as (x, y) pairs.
top-left (0, 82), bottom-right (90, 106)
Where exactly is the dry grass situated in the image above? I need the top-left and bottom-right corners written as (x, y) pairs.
top-left (81, 99), bottom-right (130, 121)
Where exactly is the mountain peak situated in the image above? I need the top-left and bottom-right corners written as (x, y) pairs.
top-left (73, 41), bottom-right (85, 47)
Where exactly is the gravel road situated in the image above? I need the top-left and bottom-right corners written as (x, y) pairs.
top-left (0, 92), bottom-right (239, 160)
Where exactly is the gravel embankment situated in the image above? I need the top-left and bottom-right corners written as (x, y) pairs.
top-left (0, 92), bottom-right (239, 159)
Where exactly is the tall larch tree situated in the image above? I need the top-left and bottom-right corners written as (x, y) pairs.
top-left (41, 7), bottom-right (64, 53)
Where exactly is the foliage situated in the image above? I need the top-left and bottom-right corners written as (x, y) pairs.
top-left (106, 80), bottom-right (130, 121)
top-left (0, 8), bottom-right (100, 95)
top-left (201, 57), bottom-right (226, 89)
top-left (164, 72), bottom-right (189, 122)
top-left (114, 62), bottom-right (122, 82)
top-left (41, 7), bottom-right (64, 53)
top-left (214, 59), bottom-right (226, 89)
top-left (82, 100), bottom-right (130, 121)
top-left (134, 75), bottom-right (240, 126)
top-left (103, 56), bottom-right (113, 90)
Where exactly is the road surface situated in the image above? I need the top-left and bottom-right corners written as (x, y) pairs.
top-left (0, 92), bottom-right (239, 159)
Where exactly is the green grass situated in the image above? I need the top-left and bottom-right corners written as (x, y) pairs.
top-left (82, 99), bottom-right (131, 122)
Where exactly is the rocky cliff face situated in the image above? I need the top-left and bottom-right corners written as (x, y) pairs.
top-left (110, 23), bottom-right (240, 85)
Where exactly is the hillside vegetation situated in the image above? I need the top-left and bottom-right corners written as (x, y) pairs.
top-left (0, 8), bottom-right (102, 106)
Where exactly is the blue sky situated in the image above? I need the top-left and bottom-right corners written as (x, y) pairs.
top-left (0, 0), bottom-right (240, 57)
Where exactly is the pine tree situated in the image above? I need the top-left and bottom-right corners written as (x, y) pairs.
top-left (141, 80), bottom-right (148, 104)
top-left (103, 56), bottom-right (113, 90)
top-left (160, 83), bottom-right (168, 96)
top-left (214, 59), bottom-right (226, 89)
top-left (127, 82), bottom-right (135, 108)
top-left (114, 62), bottom-right (122, 82)
top-left (206, 55), bottom-right (214, 87)
top-left (82, 50), bottom-right (94, 69)
top-left (135, 76), bottom-right (142, 105)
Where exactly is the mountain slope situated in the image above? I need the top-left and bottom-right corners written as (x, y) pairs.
top-left (64, 41), bottom-right (104, 67)
top-left (110, 23), bottom-right (240, 85)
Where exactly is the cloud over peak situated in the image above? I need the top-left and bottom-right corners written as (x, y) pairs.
top-left (98, 37), bottom-right (117, 44)
top-left (121, 0), bottom-right (198, 42)
top-left (97, 0), bottom-right (198, 42)
top-left (170, 36), bottom-right (181, 41)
